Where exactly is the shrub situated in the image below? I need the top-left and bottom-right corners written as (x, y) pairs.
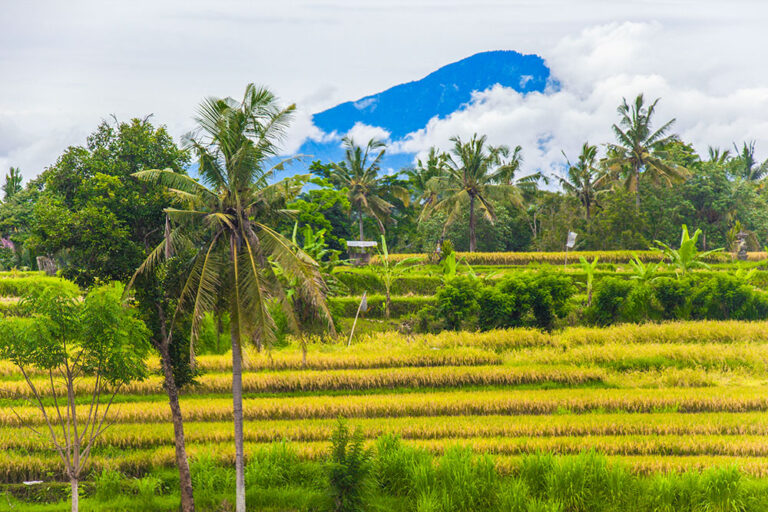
top-left (690, 273), bottom-right (768, 321)
top-left (435, 276), bottom-right (481, 330)
top-left (475, 273), bottom-right (575, 331)
top-left (586, 278), bottom-right (634, 326)
top-left (328, 419), bottom-right (372, 512)
top-left (652, 277), bottom-right (691, 320)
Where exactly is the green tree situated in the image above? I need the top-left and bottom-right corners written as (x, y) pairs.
top-left (560, 143), bottom-right (605, 220)
top-left (25, 118), bottom-right (188, 285)
top-left (423, 134), bottom-right (532, 252)
top-left (133, 83), bottom-right (334, 512)
top-left (0, 283), bottom-right (150, 512)
top-left (329, 136), bottom-right (406, 241)
top-left (606, 94), bottom-right (687, 210)
top-left (2, 166), bottom-right (23, 201)
top-left (731, 141), bottom-right (768, 182)
top-left (404, 147), bottom-right (447, 208)
top-left (132, 252), bottom-right (198, 512)
top-left (287, 172), bottom-right (351, 253)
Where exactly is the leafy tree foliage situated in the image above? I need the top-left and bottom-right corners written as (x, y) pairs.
top-left (24, 118), bottom-right (189, 285)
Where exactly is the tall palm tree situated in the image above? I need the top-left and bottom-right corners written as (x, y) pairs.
top-left (132, 84), bottom-right (334, 512)
top-left (606, 94), bottom-right (687, 209)
top-left (560, 143), bottom-right (606, 220)
top-left (404, 147), bottom-right (446, 208)
top-left (330, 136), bottom-right (405, 241)
top-left (2, 166), bottom-right (22, 201)
top-left (732, 141), bottom-right (768, 181)
top-left (422, 134), bottom-right (533, 252)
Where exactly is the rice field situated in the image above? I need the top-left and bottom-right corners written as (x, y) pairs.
top-left (3, 320), bottom-right (768, 483)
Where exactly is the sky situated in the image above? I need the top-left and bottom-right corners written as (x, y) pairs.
top-left (1, 0), bottom-right (767, 180)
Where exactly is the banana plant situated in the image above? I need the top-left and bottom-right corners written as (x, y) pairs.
top-left (654, 225), bottom-right (723, 275)
top-left (578, 256), bottom-right (599, 306)
top-left (290, 222), bottom-right (346, 295)
top-left (374, 235), bottom-right (420, 318)
top-left (629, 254), bottom-right (660, 282)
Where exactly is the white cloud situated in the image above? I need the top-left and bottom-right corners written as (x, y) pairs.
top-left (389, 22), bottom-right (768, 182)
top-left (344, 122), bottom-right (391, 145)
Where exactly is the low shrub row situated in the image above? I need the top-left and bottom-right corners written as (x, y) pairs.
top-left (329, 295), bottom-right (435, 318)
top-left (424, 272), bottom-right (575, 331)
top-left (588, 274), bottom-right (768, 325)
top-left (333, 270), bottom-right (442, 295)
top-left (373, 250), bottom-right (735, 266)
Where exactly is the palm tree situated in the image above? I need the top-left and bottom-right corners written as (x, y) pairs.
top-left (2, 167), bottom-right (22, 201)
top-left (422, 134), bottom-right (533, 252)
top-left (560, 143), bottom-right (605, 220)
top-left (707, 146), bottom-right (731, 165)
top-left (732, 141), bottom-right (768, 181)
top-left (606, 94), bottom-right (687, 209)
top-left (329, 136), bottom-right (405, 241)
top-left (132, 84), bottom-right (334, 512)
top-left (404, 147), bottom-right (446, 208)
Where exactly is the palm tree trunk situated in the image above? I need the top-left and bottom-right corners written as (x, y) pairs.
top-left (159, 341), bottom-right (196, 512)
top-left (585, 200), bottom-right (591, 221)
top-left (469, 195), bottom-right (477, 252)
top-left (154, 306), bottom-right (196, 511)
top-left (634, 166), bottom-right (641, 211)
top-left (357, 206), bottom-right (365, 241)
top-left (229, 245), bottom-right (246, 512)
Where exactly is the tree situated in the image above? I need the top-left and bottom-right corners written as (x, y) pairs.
top-left (133, 83), bottom-right (334, 512)
top-left (560, 143), bottom-right (605, 220)
top-left (606, 94), bottom-right (687, 210)
top-left (132, 253), bottom-right (198, 512)
top-left (404, 147), bottom-right (447, 208)
top-left (287, 171), bottom-right (352, 253)
top-left (2, 166), bottom-right (23, 201)
top-left (25, 118), bottom-right (189, 285)
top-left (422, 134), bottom-right (532, 252)
top-left (0, 282), bottom-right (150, 512)
top-left (731, 141), bottom-right (768, 182)
top-left (329, 136), bottom-right (406, 241)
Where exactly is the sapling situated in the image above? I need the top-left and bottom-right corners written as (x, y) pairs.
top-left (0, 282), bottom-right (150, 512)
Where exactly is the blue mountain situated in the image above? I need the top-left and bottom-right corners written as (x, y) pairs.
top-left (285, 50), bottom-right (552, 174)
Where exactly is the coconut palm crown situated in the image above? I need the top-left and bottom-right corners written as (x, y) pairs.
top-left (606, 94), bottom-right (687, 209)
top-left (422, 133), bottom-right (536, 252)
top-left (329, 136), bottom-right (407, 241)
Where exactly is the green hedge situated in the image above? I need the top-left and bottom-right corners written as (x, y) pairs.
top-left (329, 295), bottom-right (436, 318)
top-left (334, 270), bottom-right (441, 295)
top-left (373, 250), bottom-right (734, 266)
top-left (0, 276), bottom-right (80, 298)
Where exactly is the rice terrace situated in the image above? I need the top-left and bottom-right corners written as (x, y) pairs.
top-left (2, 1), bottom-right (768, 511)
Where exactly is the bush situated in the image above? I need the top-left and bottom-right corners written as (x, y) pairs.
top-left (586, 278), bottom-right (634, 326)
top-left (435, 277), bottom-right (481, 330)
top-left (328, 419), bottom-right (372, 512)
top-left (477, 273), bottom-right (575, 331)
top-left (690, 273), bottom-right (768, 321)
